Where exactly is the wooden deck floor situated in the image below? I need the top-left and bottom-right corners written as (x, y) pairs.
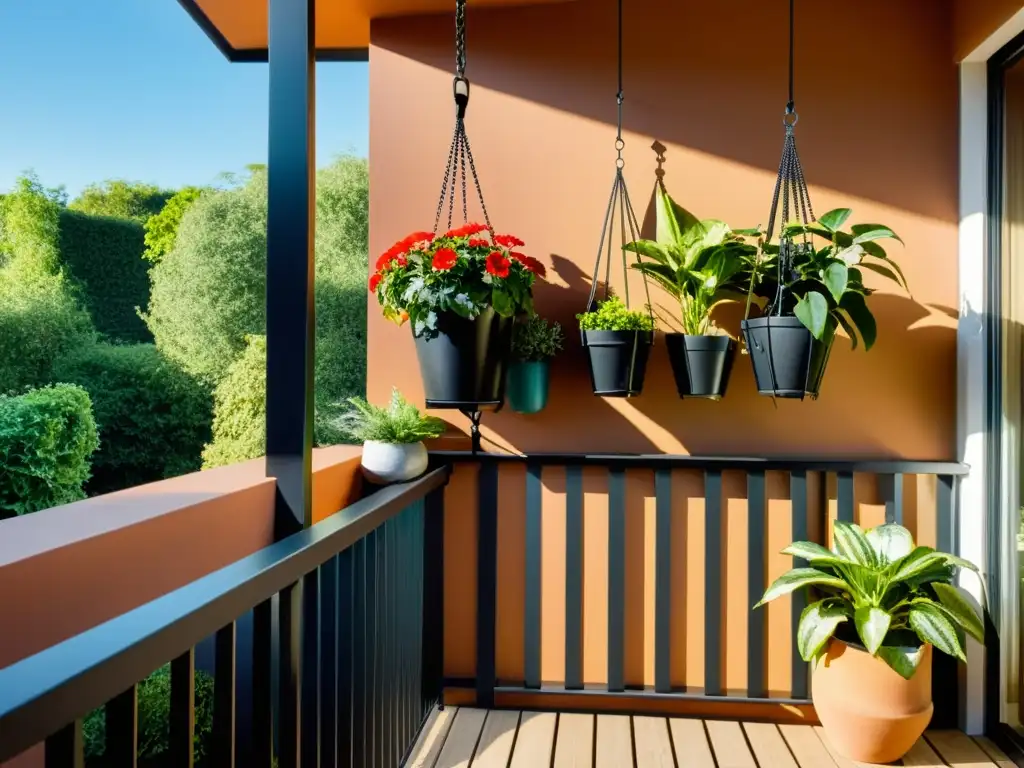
top-left (405, 707), bottom-right (1016, 768)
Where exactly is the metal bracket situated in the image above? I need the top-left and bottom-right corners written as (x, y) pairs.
top-left (461, 409), bottom-right (483, 454)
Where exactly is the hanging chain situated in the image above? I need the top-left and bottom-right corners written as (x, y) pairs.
top-left (432, 0), bottom-right (494, 237)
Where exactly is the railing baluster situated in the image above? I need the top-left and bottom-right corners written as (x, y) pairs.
top-left (301, 569), bottom-right (320, 768)
top-left (278, 581), bottom-right (301, 768)
top-left (422, 487), bottom-right (445, 710)
top-left (45, 720), bottom-right (84, 768)
top-left (252, 598), bottom-right (273, 768)
top-left (397, 511), bottom-right (410, 752)
top-left (607, 467), bottom-right (626, 693)
top-left (476, 460), bottom-right (499, 708)
top-left (337, 547), bottom-right (354, 768)
top-left (883, 473), bottom-right (904, 525)
top-left (525, 462), bottom-right (543, 690)
top-left (932, 473), bottom-right (959, 729)
top-left (105, 684), bottom-right (137, 768)
top-left (704, 470), bottom-right (723, 697)
top-left (381, 520), bottom-right (393, 768)
top-left (353, 538), bottom-right (368, 768)
top-left (746, 471), bottom-right (767, 699)
top-left (366, 531), bottom-right (379, 766)
top-left (837, 471), bottom-right (854, 523)
top-left (169, 649), bottom-right (195, 767)
top-left (654, 469), bottom-right (672, 694)
top-left (565, 465), bottom-right (584, 690)
top-left (320, 555), bottom-right (338, 768)
top-left (212, 622), bottom-right (236, 768)
top-left (790, 471), bottom-right (809, 699)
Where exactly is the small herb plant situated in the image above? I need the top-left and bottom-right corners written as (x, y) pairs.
top-left (512, 315), bottom-right (564, 362)
top-left (578, 297), bottom-right (654, 333)
top-left (756, 521), bottom-right (983, 679)
top-left (750, 208), bottom-right (906, 350)
top-left (625, 185), bottom-right (757, 336)
top-left (337, 388), bottom-right (446, 444)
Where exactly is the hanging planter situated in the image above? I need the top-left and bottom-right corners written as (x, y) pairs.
top-left (739, 0), bottom-right (906, 400)
top-left (507, 314), bottom-right (563, 414)
top-left (368, 1), bottom-right (546, 416)
top-left (624, 183), bottom-right (757, 400)
top-left (578, 0), bottom-right (654, 398)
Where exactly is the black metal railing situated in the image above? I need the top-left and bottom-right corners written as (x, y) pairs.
top-left (431, 452), bottom-right (969, 726)
top-left (0, 467), bottom-right (449, 768)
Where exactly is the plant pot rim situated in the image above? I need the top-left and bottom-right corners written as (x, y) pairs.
top-left (363, 439), bottom-right (425, 448)
top-left (664, 332), bottom-right (737, 342)
top-left (829, 637), bottom-right (929, 657)
top-left (741, 314), bottom-right (804, 327)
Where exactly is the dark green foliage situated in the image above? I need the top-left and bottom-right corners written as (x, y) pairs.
top-left (145, 157), bottom-right (368, 446)
top-left (143, 187), bottom-right (205, 264)
top-left (69, 180), bottom-right (172, 223)
top-left (83, 666), bottom-right (215, 767)
top-left (202, 335), bottom-right (265, 468)
top-left (0, 384), bottom-right (99, 516)
top-left (52, 343), bottom-right (212, 495)
top-left (59, 210), bottom-right (152, 343)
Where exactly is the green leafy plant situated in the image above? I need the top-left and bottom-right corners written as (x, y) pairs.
top-left (0, 384), bottom-right (99, 516)
top-left (577, 296), bottom-right (654, 332)
top-left (338, 388), bottom-right (446, 444)
top-left (512, 315), bottom-right (564, 362)
top-left (749, 209), bottom-right (906, 350)
top-left (756, 521), bottom-right (983, 679)
top-left (370, 224), bottom-right (542, 337)
top-left (143, 187), bottom-right (206, 264)
top-left (625, 185), bottom-right (757, 336)
top-left (202, 335), bottom-right (266, 469)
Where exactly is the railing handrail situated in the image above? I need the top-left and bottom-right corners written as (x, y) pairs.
top-left (0, 466), bottom-right (450, 762)
top-left (430, 450), bottom-right (970, 476)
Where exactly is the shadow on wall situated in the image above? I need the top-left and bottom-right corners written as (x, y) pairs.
top-left (371, 0), bottom-right (959, 222)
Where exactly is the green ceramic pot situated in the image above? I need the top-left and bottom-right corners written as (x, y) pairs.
top-left (507, 360), bottom-right (550, 414)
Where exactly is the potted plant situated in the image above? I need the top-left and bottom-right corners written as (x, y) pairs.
top-left (507, 314), bottom-right (563, 414)
top-left (369, 225), bottom-right (544, 411)
top-left (625, 185), bottom-right (757, 399)
top-left (578, 297), bottom-right (654, 397)
top-left (741, 208), bottom-right (906, 398)
top-left (337, 388), bottom-right (446, 485)
top-left (756, 521), bottom-right (983, 764)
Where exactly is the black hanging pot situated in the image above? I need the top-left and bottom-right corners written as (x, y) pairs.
top-left (741, 316), bottom-right (834, 399)
top-left (413, 308), bottom-right (514, 411)
top-left (665, 334), bottom-right (736, 400)
top-left (582, 329), bottom-right (653, 397)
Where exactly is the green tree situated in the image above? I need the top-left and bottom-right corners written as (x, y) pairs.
top-left (202, 335), bottom-right (266, 468)
top-left (143, 186), bottom-right (205, 264)
top-left (69, 180), bottom-right (172, 223)
top-left (144, 156), bottom-right (368, 446)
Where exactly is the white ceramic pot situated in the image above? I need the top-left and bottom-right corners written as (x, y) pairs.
top-left (361, 440), bottom-right (428, 485)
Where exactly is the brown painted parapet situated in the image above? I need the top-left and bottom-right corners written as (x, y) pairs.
top-left (0, 445), bottom-right (362, 672)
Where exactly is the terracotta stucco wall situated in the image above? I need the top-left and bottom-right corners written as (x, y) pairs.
top-left (368, 0), bottom-right (959, 459)
top-left (955, 0), bottom-right (1024, 60)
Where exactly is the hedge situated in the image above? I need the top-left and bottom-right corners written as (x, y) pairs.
top-left (59, 209), bottom-right (152, 343)
top-left (53, 343), bottom-right (213, 495)
top-left (0, 384), bottom-right (99, 517)
top-left (202, 335), bottom-right (265, 468)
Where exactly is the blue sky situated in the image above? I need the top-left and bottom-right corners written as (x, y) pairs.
top-left (0, 0), bottom-right (369, 198)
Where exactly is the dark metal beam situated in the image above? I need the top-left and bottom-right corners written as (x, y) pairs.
top-left (266, 0), bottom-right (316, 536)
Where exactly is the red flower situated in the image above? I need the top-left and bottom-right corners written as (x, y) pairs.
top-left (395, 254), bottom-right (408, 267)
top-left (375, 242), bottom-right (405, 272)
top-left (444, 222), bottom-right (489, 238)
top-left (402, 231), bottom-right (435, 248)
top-left (467, 238), bottom-right (490, 248)
top-left (432, 247), bottom-right (458, 271)
top-left (522, 256), bottom-right (547, 278)
top-left (494, 234), bottom-right (525, 248)
top-left (368, 273), bottom-right (382, 292)
top-left (509, 251), bottom-right (527, 264)
top-left (486, 251), bottom-right (511, 278)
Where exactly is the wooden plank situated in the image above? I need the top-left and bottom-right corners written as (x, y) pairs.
top-left (743, 723), bottom-right (798, 768)
top-left (633, 716), bottom-right (674, 768)
top-left (406, 707), bottom-right (457, 768)
top-left (777, 724), bottom-right (837, 768)
top-left (705, 720), bottom-right (756, 768)
top-left (926, 730), bottom-right (998, 767)
top-left (509, 711), bottom-right (557, 768)
top-left (903, 738), bottom-right (953, 767)
top-left (668, 719), bottom-right (715, 768)
top-left (471, 710), bottom-right (521, 768)
top-left (553, 713), bottom-right (594, 768)
top-left (974, 736), bottom-right (1017, 768)
top-left (595, 714), bottom-right (634, 768)
top-left (434, 707), bottom-right (487, 768)
top-left (813, 726), bottom-right (878, 768)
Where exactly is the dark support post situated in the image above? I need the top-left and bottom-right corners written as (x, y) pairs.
top-left (266, 0), bottom-right (317, 538)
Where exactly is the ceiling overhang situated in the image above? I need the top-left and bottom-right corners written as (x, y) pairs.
top-left (177, 0), bottom-right (568, 62)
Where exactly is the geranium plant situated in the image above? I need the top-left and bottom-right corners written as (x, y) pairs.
top-left (369, 223), bottom-right (545, 337)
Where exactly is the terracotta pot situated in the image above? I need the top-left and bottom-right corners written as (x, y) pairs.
top-left (813, 640), bottom-right (933, 764)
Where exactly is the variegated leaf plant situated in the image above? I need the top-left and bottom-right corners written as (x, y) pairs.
top-left (755, 521), bottom-right (984, 679)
